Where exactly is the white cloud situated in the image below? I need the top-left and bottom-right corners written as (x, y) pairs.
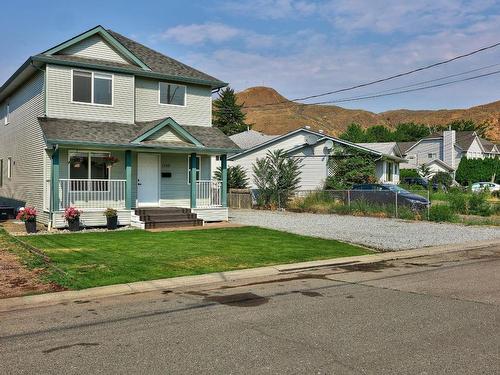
top-left (157, 23), bottom-right (241, 45)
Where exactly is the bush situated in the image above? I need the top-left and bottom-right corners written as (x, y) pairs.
top-left (431, 172), bottom-right (453, 189)
top-left (446, 191), bottom-right (493, 216)
top-left (215, 165), bottom-right (249, 189)
top-left (455, 158), bottom-right (500, 186)
top-left (429, 204), bottom-right (457, 222)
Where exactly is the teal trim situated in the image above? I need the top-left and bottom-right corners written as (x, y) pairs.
top-left (131, 117), bottom-right (203, 147)
top-left (46, 139), bottom-right (240, 154)
top-left (125, 150), bottom-right (133, 209)
top-left (190, 153), bottom-right (197, 209)
top-left (221, 154), bottom-right (228, 208)
top-left (32, 55), bottom-right (227, 89)
top-left (41, 25), bottom-right (151, 71)
top-left (51, 149), bottom-right (60, 211)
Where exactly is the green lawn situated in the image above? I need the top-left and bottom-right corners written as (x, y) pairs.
top-left (18, 227), bottom-right (371, 290)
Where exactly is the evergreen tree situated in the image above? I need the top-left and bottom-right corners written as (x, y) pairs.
top-left (213, 87), bottom-right (250, 135)
top-left (365, 125), bottom-right (393, 142)
top-left (339, 123), bottom-right (367, 142)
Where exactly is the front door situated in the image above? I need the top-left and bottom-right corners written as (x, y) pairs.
top-left (137, 153), bottom-right (160, 207)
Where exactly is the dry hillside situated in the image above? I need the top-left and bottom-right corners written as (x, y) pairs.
top-left (235, 87), bottom-right (500, 141)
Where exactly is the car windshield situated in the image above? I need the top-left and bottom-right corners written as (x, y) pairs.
top-left (383, 185), bottom-right (409, 194)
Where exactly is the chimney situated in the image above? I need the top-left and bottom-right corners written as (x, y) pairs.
top-left (443, 130), bottom-right (456, 168)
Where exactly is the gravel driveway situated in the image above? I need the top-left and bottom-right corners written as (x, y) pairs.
top-left (230, 210), bottom-right (500, 251)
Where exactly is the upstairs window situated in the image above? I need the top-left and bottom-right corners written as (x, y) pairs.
top-left (4, 102), bottom-right (10, 125)
top-left (159, 82), bottom-right (186, 106)
top-left (72, 70), bottom-right (113, 106)
top-left (7, 157), bottom-right (12, 179)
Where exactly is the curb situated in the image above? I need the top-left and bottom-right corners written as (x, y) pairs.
top-left (1, 239), bottom-right (498, 313)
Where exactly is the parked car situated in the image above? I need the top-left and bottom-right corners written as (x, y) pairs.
top-left (351, 184), bottom-right (430, 209)
top-left (402, 177), bottom-right (439, 191)
top-left (470, 182), bottom-right (500, 193)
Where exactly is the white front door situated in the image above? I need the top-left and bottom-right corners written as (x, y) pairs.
top-left (137, 153), bottom-right (160, 207)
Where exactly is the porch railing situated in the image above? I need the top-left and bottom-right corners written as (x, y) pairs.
top-left (59, 179), bottom-right (126, 210)
top-left (196, 180), bottom-right (222, 208)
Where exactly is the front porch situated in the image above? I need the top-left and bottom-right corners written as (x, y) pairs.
top-left (49, 149), bottom-right (229, 228)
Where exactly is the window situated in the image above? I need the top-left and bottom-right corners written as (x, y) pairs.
top-left (159, 82), bottom-right (186, 106)
top-left (4, 102), bottom-right (9, 125)
top-left (72, 70), bottom-right (113, 105)
top-left (427, 153), bottom-right (437, 159)
top-left (386, 161), bottom-right (393, 182)
top-left (0, 159), bottom-right (3, 187)
top-left (188, 155), bottom-right (200, 184)
top-left (7, 157), bottom-right (12, 179)
top-left (69, 151), bottom-right (110, 191)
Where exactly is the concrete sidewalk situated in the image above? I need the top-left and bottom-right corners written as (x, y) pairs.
top-left (1, 239), bottom-right (498, 313)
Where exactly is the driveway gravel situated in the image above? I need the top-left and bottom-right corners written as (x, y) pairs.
top-left (230, 209), bottom-right (500, 251)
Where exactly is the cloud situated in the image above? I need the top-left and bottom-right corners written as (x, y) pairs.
top-left (157, 23), bottom-right (241, 45)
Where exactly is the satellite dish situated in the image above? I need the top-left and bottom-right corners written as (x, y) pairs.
top-left (324, 140), bottom-right (334, 149)
top-left (305, 135), bottom-right (317, 145)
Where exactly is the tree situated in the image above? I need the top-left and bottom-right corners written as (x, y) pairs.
top-left (252, 150), bottom-right (302, 208)
top-left (214, 165), bottom-right (249, 189)
top-left (339, 123), bottom-right (367, 142)
top-left (365, 125), bottom-right (393, 142)
top-left (325, 148), bottom-right (377, 189)
top-left (444, 119), bottom-right (489, 137)
top-left (455, 158), bottom-right (500, 185)
top-left (431, 172), bottom-right (453, 189)
top-left (392, 123), bottom-right (431, 142)
top-left (417, 164), bottom-right (432, 180)
top-left (213, 87), bottom-right (250, 135)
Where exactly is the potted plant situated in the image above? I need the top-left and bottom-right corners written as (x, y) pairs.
top-left (103, 155), bottom-right (119, 168)
top-left (69, 155), bottom-right (85, 168)
top-left (63, 207), bottom-right (82, 231)
top-left (16, 207), bottom-right (37, 234)
top-left (103, 208), bottom-right (118, 230)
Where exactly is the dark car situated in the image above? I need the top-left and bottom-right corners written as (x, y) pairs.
top-left (403, 177), bottom-right (438, 191)
top-left (351, 184), bottom-right (430, 209)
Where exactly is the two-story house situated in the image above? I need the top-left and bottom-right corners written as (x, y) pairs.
top-left (398, 130), bottom-right (499, 175)
top-left (0, 26), bottom-right (239, 229)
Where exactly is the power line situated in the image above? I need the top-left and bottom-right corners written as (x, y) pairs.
top-left (214, 67), bottom-right (500, 114)
top-left (234, 41), bottom-right (500, 109)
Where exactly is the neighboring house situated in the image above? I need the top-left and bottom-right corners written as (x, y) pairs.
top-left (398, 130), bottom-right (500, 175)
top-left (228, 128), bottom-right (403, 190)
top-left (0, 25), bottom-right (239, 229)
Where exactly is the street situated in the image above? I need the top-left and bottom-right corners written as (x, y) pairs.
top-left (0, 245), bottom-right (499, 374)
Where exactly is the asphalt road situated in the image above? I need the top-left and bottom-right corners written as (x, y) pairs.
top-left (0, 245), bottom-right (499, 374)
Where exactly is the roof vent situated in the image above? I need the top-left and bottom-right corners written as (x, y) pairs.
top-left (304, 125), bottom-right (311, 129)
top-left (318, 129), bottom-right (324, 133)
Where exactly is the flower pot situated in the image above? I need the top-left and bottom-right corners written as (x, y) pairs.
top-left (106, 216), bottom-right (118, 230)
top-left (25, 221), bottom-right (37, 234)
top-left (68, 218), bottom-right (80, 232)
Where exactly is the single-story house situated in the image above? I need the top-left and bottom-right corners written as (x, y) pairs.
top-left (228, 128), bottom-right (404, 190)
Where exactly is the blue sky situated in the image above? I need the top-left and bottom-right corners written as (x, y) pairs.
top-left (1, 0), bottom-right (499, 112)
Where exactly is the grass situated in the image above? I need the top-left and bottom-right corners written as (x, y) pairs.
top-left (17, 227), bottom-right (371, 290)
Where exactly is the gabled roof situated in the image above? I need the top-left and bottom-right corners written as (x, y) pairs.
top-left (39, 117), bottom-right (240, 152)
top-left (396, 141), bottom-right (417, 155)
top-left (1, 25), bottom-right (227, 101)
top-left (229, 130), bottom-right (278, 149)
top-left (228, 127), bottom-right (405, 162)
top-left (424, 158), bottom-right (454, 172)
top-left (356, 142), bottom-right (403, 157)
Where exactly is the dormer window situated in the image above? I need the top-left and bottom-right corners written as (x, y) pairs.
top-left (72, 70), bottom-right (113, 106)
top-left (159, 82), bottom-right (186, 106)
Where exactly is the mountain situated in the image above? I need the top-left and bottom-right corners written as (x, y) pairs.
top-left (235, 87), bottom-right (500, 141)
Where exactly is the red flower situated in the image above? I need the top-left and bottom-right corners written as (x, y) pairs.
top-left (63, 207), bottom-right (82, 221)
top-left (16, 207), bottom-right (37, 222)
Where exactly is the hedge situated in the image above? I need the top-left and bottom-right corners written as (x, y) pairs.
top-left (455, 158), bottom-right (500, 186)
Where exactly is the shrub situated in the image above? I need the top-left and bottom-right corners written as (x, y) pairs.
top-left (468, 193), bottom-right (492, 216)
top-left (399, 169), bottom-right (420, 180)
top-left (253, 150), bottom-right (301, 208)
top-left (63, 207), bottom-right (82, 221)
top-left (429, 204), bottom-right (457, 222)
top-left (431, 172), bottom-right (453, 189)
top-left (325, 149), bottom-right (377, 189)
top-left (215, 165), bottom-right (249, 189)
top-left (455, 158), bottom-right (500, 186)
top-left (103, 208), bottom-right (118, 218)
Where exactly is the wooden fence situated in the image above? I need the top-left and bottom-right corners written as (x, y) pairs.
top-left (228, 189), bottom-right (253, 209)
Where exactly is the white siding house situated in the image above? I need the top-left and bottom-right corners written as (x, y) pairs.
top-left (229, 129), bottom-right (403, 190)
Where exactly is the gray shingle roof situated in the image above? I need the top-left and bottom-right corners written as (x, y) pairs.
top-left (39, 117), bottom-right (240, 151)
top-left (107, 30), bottom-right (226, 87)
top-left (396, 141), bottom-right (417, 155)
top-left (229, 130), bottom-right (278, 149)
top-left (37, 54), bottom-right (142, 70)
